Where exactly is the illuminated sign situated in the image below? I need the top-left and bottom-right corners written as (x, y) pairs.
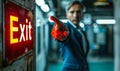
top-left (4, 1), bottom-right (34, 63)
top-left (10, 16), bottom-right (32, 44)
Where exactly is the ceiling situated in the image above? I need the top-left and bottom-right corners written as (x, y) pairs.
top-left (46, 0), bottom-right (114, 19)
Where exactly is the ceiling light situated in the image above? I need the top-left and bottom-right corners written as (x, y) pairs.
top-left (35, 0), bottom-right (45, 6)
top-left (41, 4), bottom-right (50, 12)
top-left (96, 19), bottom-right (116, 24)
top-left (94, 0), bottom-right (110, 6)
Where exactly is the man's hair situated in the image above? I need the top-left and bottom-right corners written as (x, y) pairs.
top-left (66, 0), bottom-right (85, 13)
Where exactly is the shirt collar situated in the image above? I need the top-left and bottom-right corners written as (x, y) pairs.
top-left (68, 20), bottom-right (82, 30)
top-left (68, 20), bottom-right (76, 28)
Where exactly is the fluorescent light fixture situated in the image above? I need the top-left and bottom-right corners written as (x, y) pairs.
top-left (41, 4), bottom-right (50, 12)
top-left (96, 19), bottom-right (116, 24)
top-left (36, 0), bottom-right (50, 12)
top-left (94, 1), bottom-right (110, 6)
top-left (35, 0), bottom-right (45, 6)
top-left (48, 18), bottom-right (68, 23)
top-left (60, 19), bottom-right (68, 23)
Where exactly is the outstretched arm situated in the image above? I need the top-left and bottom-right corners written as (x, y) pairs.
top-left (50, 16), bottom-right (86, 61)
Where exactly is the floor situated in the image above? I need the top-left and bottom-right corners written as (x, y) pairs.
top-left (48, 57), bottom-right (114, 71)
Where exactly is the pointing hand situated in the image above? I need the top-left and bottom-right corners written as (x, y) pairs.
top-left (50, 16), bottom-right (69, 41)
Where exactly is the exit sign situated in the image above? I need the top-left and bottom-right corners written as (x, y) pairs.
top-left (4, 1), bottom-right (34, 63)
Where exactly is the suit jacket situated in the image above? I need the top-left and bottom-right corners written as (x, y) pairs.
top-left (60, 21), bottom-right (89, 71)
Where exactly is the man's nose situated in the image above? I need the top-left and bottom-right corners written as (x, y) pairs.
top-left (73, 12), bottom-right (78, 18)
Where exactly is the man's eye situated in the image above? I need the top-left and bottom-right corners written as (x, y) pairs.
top-left (70, 11), bottom-right (81, 14)
top-left (70, 11), bottom-right (74, 13)
top-left (77, 11), bottom-right (80, 13)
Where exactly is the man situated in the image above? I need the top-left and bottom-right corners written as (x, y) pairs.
top-left (50, 1), bottom-right (89, 71)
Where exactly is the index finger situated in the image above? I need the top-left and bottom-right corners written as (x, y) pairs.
top-left (50, 16), bottom-right (61, 25)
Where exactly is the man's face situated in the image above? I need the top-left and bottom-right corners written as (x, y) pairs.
top-left (66, 4), bottom-right (82, 26)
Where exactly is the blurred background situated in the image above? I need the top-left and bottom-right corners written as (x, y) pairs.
top-left (35, 0), bottom-right (118, 71)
